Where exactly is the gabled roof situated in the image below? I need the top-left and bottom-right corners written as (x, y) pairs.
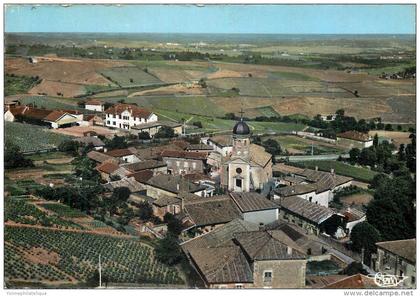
top-left (233, 230), bottom-right (306, 261)
top-left (181, 219), bottom-right (259, 251)
top-left (127, 170), bottom-right (154, 183)
top-left (208, 135), bottom-right (232, 147)
top-left (376, 239), bottom-right (416, 263)
top-left (85, 99), bottom-right (104, 106)
top-left (122, 160), bottom-right (166, 172)
top-left (183, 195), bottom-right (241, 227)
top-left (7, 106), bottom-right (53, 120)
top-left (136, 143), bottom-right (185, 160)
top-left (273, 184), bottom-right (317, 197)
top-left (249, 144), bottom-right (272, 167)
top-left (277, 196), bottom-right (338, 225)
top-left (103, 177), bottom-right (144, 193)
top-left (188, 246), bottom-right (254, 284)
top-left (153, 195), bottom-right (181, 207)
top-left (337, 130), bottom-right (371, 142)
top-left (161, 150), bottom-right (208, 160)
top-left (106, 148), bottom-right (134, 157)
top-left (44, 110), bottom-right (76, 122)
top-left (87, 151), bottom-right (116, 163)
top-left (96, 162), bottom-right (120, 174)
top-left (144, 174), bottom-right (206, 194)
top-left (230, 192), bottom-right (278, 213)
top-left (104, 103), bottom-right (152, 119)
top-left (323, 274), bottom-right (378, 289)
top-left (187, 143), bottom-right (213, 151)
top-left (297, 169), bottom-right (353, 193)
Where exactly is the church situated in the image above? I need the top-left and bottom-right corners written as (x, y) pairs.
top-left (219, 116), bottom-right (273, 192)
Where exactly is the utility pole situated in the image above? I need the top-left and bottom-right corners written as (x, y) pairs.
top-left (311, 142), bottom-right (314, 156)
top-left (98, 254), bottom-right (102, 288)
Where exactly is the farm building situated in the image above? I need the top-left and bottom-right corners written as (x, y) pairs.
top-left (84, 99), bottom-right (105, 112)
top-left (95, 162), bottom-right (131, 182)
top-left (74, 136), bottom-right (105, 151)
top-left (104, 103), bottom-right (158, 130)
top-left (336, 130), bottom-right (373, 148)
top-left (4, 106), bottom-right (52, 123)
top-left (131, 121), bottom-right (183, 137)
top-left (121, 160), bottom-right (167, 175)
top-left (372, 239), bottom-right (416, 288)
top-left (276, 195), bottom-right (346, 237)
top-left (43, 110), bottom-right (83, 129)
top-left (181, 220), bottom-right (307, 288)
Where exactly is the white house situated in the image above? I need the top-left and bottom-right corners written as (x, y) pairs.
top-left (84, 99), bottom-right (105, 112)
top-left (105, 148), bottom-right (140, 163)
top-left (104, 103), bottom-right (158, 130)
top-left (202, 135), bottom-right (233, 157)
top-left (230, 192), bottom-right (279, 225)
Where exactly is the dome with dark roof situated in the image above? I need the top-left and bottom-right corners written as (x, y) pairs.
top-left (233, 119), bottom-right (250, 135)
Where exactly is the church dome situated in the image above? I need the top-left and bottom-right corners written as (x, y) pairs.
top-left (233, 119), bottom-right (250, 135)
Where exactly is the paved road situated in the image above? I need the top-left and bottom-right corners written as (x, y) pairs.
top-left (275, 153), bottom-right (349, 162)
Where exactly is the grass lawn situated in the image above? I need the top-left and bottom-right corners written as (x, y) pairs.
top-left (292, 160), bottom-right (378, 183)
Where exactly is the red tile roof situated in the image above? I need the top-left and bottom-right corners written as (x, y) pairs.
top-left (96, 162), bottom-right (120, 174)
top-left (8, 106), bottom-right (52, 120)
top-left (337, 130), bottom-right (371, 142)
top-left (104, 103), bottom-right (152, 119)
top-left (127, 170), bottom-right (154, 183)
top-left (324, 274), bottom-right (378, 289)
top-left (44, 110), bottom-right (70, 122)
top-left (85, 99), bottom-right (104, 106)
top-left (105, 148), bottom-right (134, 157)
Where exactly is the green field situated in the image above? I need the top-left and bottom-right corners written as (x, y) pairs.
top-left (5, 226), bottom-right (184, 286)
top-left (292, 160), bottom-right (378, 182)
top-left (39, 203), bottom-right (88, 218)
top-left (5, 75), bottom-right (41, 96)
top-left (263, 135), bottom-right (345, 154)
top-left (100, 66), bottom-right (163, 87)
top-left (5, 122), bottom-right (73, 152)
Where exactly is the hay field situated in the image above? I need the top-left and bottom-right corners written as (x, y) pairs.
top-left (100, 66), bottom-right (162, 87)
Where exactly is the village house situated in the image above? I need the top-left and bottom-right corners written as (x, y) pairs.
top-left (181, 220), bottom-right (307, 288)
top-left (43, 110), bottom-right (84, 129)
top-left (103, 177), bottom-right (144, 193)
top-left (140, 174), bottom-right (210, 200)
top-left (87, 150), bottom-right (118, 164)
top-left (5, 105), bottom-right (52, 123)
top-left (336, 130), bottom-right (373, 148)
top-left (121, 160), bottom-right (167, 175)
top-left (186, 143), bottom-right (214, 153)
top-left (276, 196), bottom-right (346, 237)
top-left (341, 207), bottom-right (366, 235)
top-left (79, 114), bottom-right (104, 127)
top-left (131, 121), bottom-right (183, 137)
top-left (203, 135), bottom-right (233, 157)
top-left (104, 103), bottom-right (158, 130)
top-left (105, 148), bottom-right (140, 163)
top-left (84, 99), bottom-right (105, 112)
top-left (372, 239), bottom-right (416, 288)
top-left (95, 162), bottom-right (131, 182)
top-left (161, 150), bottom-right (208, 175)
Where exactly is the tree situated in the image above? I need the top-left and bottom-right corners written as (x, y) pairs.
top-left (106, 187), bottom-right (131, 215)
top-left (5, 142), bottom-right (34, 169)
top-left (106, 135), bottom-right (128, 149)
top-left (138, 201), bottom-right (153, 221)
top-left (348, 148), bottom-right (360, 164)
top-left (385, 124), bottom-right (393, 131)
top-left (155, 234), bottom-right (183, 266)
top-left (369, 173), bottom-right (390, 189)
top-left (262, 139), bottom-right (282, 156)
top-left (155, 126), bottom-right (175, 138)
top-left (58, 140), bottom-right (80, 156)
top-left (138, 131), bottom-right (151, 140)
top-left (350, 222), bottom-right (381, 264)
top-left (340, 262), bottom-right (368, 276)
top-left (224, 112), bottom-right (236, 120)
top-left (398, 144), bottom-right (406, 161)
top-left (198, 78), bottom-right (207, 88)
top-left (358, 148), bottom-right (376, 167)
top-left (167, 216), bottom-right (183, 236)
top-left (72, 156), bottom-right (100, 182)
top-left (336, 109), bottom-right (345, 117)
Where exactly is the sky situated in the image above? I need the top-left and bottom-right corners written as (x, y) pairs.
top-left (5, 4), bottom-right (416, 34)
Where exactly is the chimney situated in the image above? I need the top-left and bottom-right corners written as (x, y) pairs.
top-left (287, 246), bottom-right (292, 255)
top-left (315, 166), bottom-right (318, 171)
top-left (177, 183), bottom-right (180, 191)
top-left (330, 168), bottom-right (335, 175)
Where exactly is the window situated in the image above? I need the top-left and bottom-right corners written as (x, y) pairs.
top-left (411, 276), bottom-right (415, 284)
top-left (184, 162), bottom-right (189, 168)
top-left (123, 116), bottom-right (129, 120)
top-left (309, 197), bottom-right (313, 202)
top-left (235, 284), bottom-right (243, 289)
top-left (112, 121), bottom-right (116, 125)
top-left (263, 271), bottom-right (272, 283)
top-left (107, 120), bottom-right (110, 124)
top-left (235, 178), bottom-right (242, 188)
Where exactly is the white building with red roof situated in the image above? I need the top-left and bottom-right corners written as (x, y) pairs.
top-left (104, 103), bottom-right (158, 130)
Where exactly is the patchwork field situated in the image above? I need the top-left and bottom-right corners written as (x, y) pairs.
top-left (100, 66), bottom-right (162, 87)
